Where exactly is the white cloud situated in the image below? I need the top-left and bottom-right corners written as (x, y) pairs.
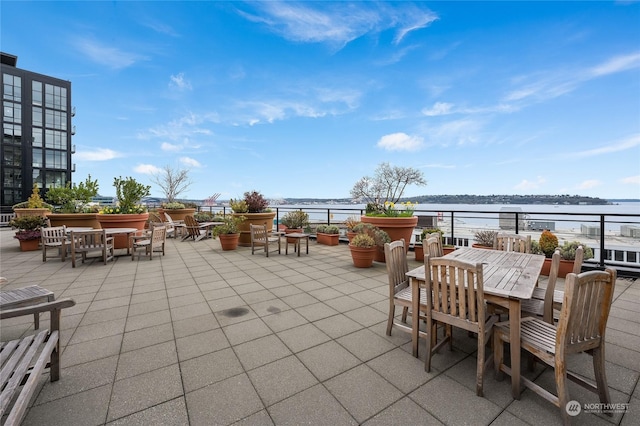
top-left (134, 164), bottom-right (163, 174)
top-left (169, 73), bottom-right (192, 91)
top-left (620, 175), bottom-right (640, 185)
top-left (161, 142), bottom-right (182, 152)
top-left (574, 134), bottom-right (640, 157)
top-left (423, 163), bottom-right (456, 169)
top-left (589, 52), bottom-right (640, 77)
top-left (179, 157), bottom-right (202, 168)
top-left (74, 148), bottom-right (122, 161)
top-left (73, 39), bottom-right (144, 69)
top-left (377, 132), bottom-right (424, 151)
top-left (577, 179), bottom-right (602, 190)
top-left (514, 176), bottom-right (546, 190)
top-left (422, 102), bottom-right (454, 116)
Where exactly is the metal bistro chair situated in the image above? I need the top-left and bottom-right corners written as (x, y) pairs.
top-left (494, 268), bottom-right (617, 425)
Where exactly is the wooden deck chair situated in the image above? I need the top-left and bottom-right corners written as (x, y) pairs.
top-left (494, 268), bottom-right (617, 425)
top-left (41, 226), bottom-right (69, 262)
top-left (182, 215), bottom-right (205, 241)
top-left (250, 223), bottom-right (281, 256)
top-left (69, 229), bottom-right (114, 267)
top-left (131, 225), bottom-right (166, 260)
top-left (424, 255), bottom-right (498, 397)
top-left (164, 212), bottom-right (183, 238)
top-left (493, 233), bottom-right (531, 253)
top-left (423, 234), bottom-right (444, 258)
top-left (530, 246), bottom-right (585, 317)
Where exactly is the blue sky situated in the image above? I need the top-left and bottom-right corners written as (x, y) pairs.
top-left (2, 1), bottom-right (639, 201)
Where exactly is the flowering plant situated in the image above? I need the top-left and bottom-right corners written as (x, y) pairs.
top-left (380, 201), bottom-right (416, 217)
top-left (9, 215), bottom-right (48, 241)
top-left (99, 205), bottom-right (147, 214)
top-left (99, 176), bottom-right (151, 214)
top-left (13, 230), bottom-right (42, 241)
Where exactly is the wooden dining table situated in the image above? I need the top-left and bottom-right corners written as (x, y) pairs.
top-left (406, 247), bottom-right (545, 399)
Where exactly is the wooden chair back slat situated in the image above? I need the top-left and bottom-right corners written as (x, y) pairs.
top-left (424, 234), bottom-right (443, 258)
top-left (493, 233), bottom-right (531, 253)
top-left (384, 239), bottom-right (409, 298)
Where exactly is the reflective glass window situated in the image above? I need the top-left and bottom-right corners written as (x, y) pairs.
top-left (32, 81), bottom-right (42, 106)
top-left (33, 128), bottom-right (43, 147)
top-left (33, 106), bottom-right (42, 126)
top-left (32, 148), bottom-right (43, 167)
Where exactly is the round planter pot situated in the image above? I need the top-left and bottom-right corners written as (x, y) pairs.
top-left (97, 213), bottom-right (149, 249)
top-left (13, 208), bottom-right (50, 219)
top-left (218, 233), bottom-right (240, 251)
top-left (159, 208), bottom-right (196, 222)
top-left (18, 238), bottom-right (40, 251)
top-left (360, 216), bottom-right (418, 262)
top-left (47, 213), bottom-right (100, 229)
top-left (347, 231), bottom-right (357, 243)
top-left (349, 245), bottom-right (376, 268)
top-left (285, 228), bottom-right (302, 243)
top-left (235, 212), bottom-right (277, 247)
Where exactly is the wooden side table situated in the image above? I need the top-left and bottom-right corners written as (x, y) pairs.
top-left (284, 233), bottom-right (310, 256)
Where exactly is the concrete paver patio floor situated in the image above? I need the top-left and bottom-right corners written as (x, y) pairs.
top-left (1, 228), bottom-right (638, 425)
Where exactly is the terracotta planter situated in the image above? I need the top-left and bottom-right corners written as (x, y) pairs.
top-left (47, 213), bottom-right (100, 229)
top-left (235, 212), bottom-right (277, 247)
top-left (415, 244), bottom-right (424, 261)
top-left (347, 231), bottom-right (357, 243)
top-left (541, 257), bottom-right (576, 278)
top-left (97, 213), bottom-right (149, 249)
top-left (159, 208), bottom-right (196, 222)
top-left (18, 238), bottom-right (40, 251)
top-left (443, 247), bottom-right (456, 255)
top-left (218, 233), bottom-right (240, 251)
top-left (13, 208), bottom-right (50, 219)
top-left (316, 232), bottom-right (339, 246)
top-left (285, 228), bottom-right (303, 243)
top-left (349, 245), bottom-right (376, 268)
top-left (360, 216), bottom-right (418, 262)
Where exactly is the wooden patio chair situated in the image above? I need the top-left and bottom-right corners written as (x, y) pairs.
top-left (0, 297), bottom-right (76, 426)
top-left (164, 212), bottom-right (183, 238)
top-left (494, 268), bottom-right (617, 425)
top-left (69, 229), bottom-right (114, 268)
top-left (493, 233), bottom-right (531, 253)
top-left (250, 223), bottom-right (281, 256)
top-left (423, 255), bottom-right (498, 397)
top-left (41, 226), bottom-right (69, 262)
top-left (530, 246), bottom-right (584, 316)
top-left (130, 225), bottom-right (166, 260)
top-left (384, 239), bottom-right (430, 337)
top-left (182, 215), bottom-right (205, 241)
top-left (521, 249), bottom-right (561, 324)
top-left (423, 234), bottom-right (444, 258)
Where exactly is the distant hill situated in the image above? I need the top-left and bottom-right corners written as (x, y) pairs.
top-left (278, 194), bottom-right (612, 205)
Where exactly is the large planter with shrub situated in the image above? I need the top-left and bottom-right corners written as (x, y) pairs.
top-left (316, 225), bottom-right (340, 246)
top-left (47, 213), bottom-right (100, 229)
top-left (97, 213), bottom-right (149, 249)
top-left (541, 258), bottom-right (577, 278)
top-left (159, 208), bottom-right (196, 222)
top-left (234, 212), bottom-right (276, 247)
top-left (361, 216), bottom-right (418, 256)
top-left (14, 208), bottom-right (50, 219)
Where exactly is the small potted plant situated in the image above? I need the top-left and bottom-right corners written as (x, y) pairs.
top-left (9, 215), bottom-right (48, 251)
top-left (344, 215), bottom-right (360, 243)
top-left (557, 240), bottom-right (594, 277)
top-left (352, 222), bottom-right (391, 262)
top-left (280, 210), bottom-right (310, 243)
top-left (212, 215), bottom-right (246, 251)
top-left (348, 233), bottom-right (377, 268)
top-left (472, 230), bottom-right (498, 249)
top-left (316, 224), bottom-right (340, 246)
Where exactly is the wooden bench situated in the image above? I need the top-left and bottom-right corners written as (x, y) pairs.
top-left (0, 298), bottom-right (75, 426)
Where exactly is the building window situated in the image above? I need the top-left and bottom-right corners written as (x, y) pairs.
top-left (32, 148), bottom-right (43, 168)
top-left (45, 149), bottom-right (66, 169)
top-left (45, 109), bottom-right (67, 131)
top-left (4, 168), bottom-right (22, 188)
top-left (45, 84), bottom-right (66, 110)
top-left (32, 169), bottom-right (43, 188)
top-left (45, 171), bottom-right (67, 188)
top-left (33, 106), bottom-right (42, 126)
top-left (4, 103), bottom-right (21, 124)
top-left (45, 129), bottom-right (66, 149)
top-left (33, 128), bottom-right (42, 147)
top-left (4, 145), bottom-right (22, 166)
top-left (2, 73), bottom-right (21, 102)
top-left (3, 123), bottom-right (22, 144)
top-left (32, 81), bottom-right (42, 106)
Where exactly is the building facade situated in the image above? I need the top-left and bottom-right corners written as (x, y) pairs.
top-left (1, 52), bottom-right (74, 211)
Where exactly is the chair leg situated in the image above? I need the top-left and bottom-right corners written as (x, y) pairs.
top-left (33, 313), bottom-right (39, 329)
top-left (401, 306), bottom-right (408, 323)
top-left (425, 317), bottom-right (434, 372)
top-left (493, 329), bottom-right (505, 381)
top-left (386, 304), bottom-right (395, 336)
top-left (556, 362), bottom-right (571, 426)
top-left (476, 329), bottom-right (485, 397)
top-left (592, 347), bottom-right (612, 407)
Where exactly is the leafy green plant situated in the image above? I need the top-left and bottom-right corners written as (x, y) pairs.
top-left (539, 230), bottom-right (559, 258)
top-left (163, 202), bottom-right (186, 209)
top-left (9, 215), bottom-right (48, 240)
top-left (230, 199), bottom-right (249, 213)
top-left (101, 177), bottom-right (151, 214)
top-left (352, 223), bottom-right (390, 247)
top-left (194, 211), bottom-right (215, 222)
top-left (474, 230), bottom-right (497, 247)
top-left (281, 211), bottom-right (309, 229)
top-left (350, 233), bottom-right (376, 248)
top-left (316, 224), bottom-right (340, 234)
top-left (45, 175), bottom-right (99, 213)
top-left (212, 215), bottom-right (245, 236)
top-left (344, 216), bottom-right (360, 231)
top-left (559, 241), bottom-right (594, 260)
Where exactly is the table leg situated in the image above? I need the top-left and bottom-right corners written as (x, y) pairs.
top-left (508, 299), bottom-right (522, 399)
top-left (297, 239), bottom-right (301, 257)
top-left (411, 277), bottom-right (419, 358)
top-left (305, 237), bottom-right (309, 254)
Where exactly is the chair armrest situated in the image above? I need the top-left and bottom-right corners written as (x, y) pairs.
top-left (0, 298), bottom-right (76, 320)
